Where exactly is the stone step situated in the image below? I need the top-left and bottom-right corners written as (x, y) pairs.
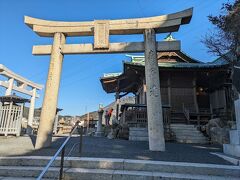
top-left (170, 124), bottom-right (195, 127)
top-left (170, 126), bottom-right (198, 131)
top-left (171, 128), bottom-right (199, 131)
top-left (0, 166), bottom-right (239, 180)
top-left (129, 127), bottom-right (147, 131)
top-left (129, 131), bottom-right (148, 137)
top-left (0, 157), bottom-right (239, 178)
top-left (129, 132), bottom-right (205, 137)
top-left (170, 117), bottom-right (186, 121)
top-left (0, 177), bottom-right (51, 180)
top-left (129, 136), bottom-right (148, 141)
top-left (0, 166), bottom-right (59, 179)
top-left (170, 124), bottom-right (209, 144)
top-left (176, 139), bottom-right (208, 144)
top-left (171, 130), bottom-right (200, 134)
top-left (175, 135), bottom-right (207, 140)
top-left (173, 131), bottom-right (204, 135)
top-left (64, 168), bottom-right (240, 180)
top-left (0, 156), bottom-right (62, 168)
top-left (172, 131), bottom-right (203, 136)
top-left (170, 125), bottom-right (197, 128)
top-left (175, 139), bottom-right (208, 144)
top-left (173, 130), bottom-right (203, 135)
top-left (176, 135), bottom-right (207, 140)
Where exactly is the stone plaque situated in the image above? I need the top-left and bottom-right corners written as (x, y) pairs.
top-left (94, 20), bottom-right (109, 49)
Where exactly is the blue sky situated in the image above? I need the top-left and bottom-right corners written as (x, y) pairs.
top-left (0, 0), bottom-right (232, 115)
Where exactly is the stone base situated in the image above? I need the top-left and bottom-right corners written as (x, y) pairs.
top-left (229, 130), bottom-right (240, 145)
top-left (211, 152), bottom-right (240, 165)
top-left (95, 131), bottom-right (104, 137)
top-left (223, 144), bottom-right (240, 158)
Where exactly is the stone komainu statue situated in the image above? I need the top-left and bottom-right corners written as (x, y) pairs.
top-left (203, 118), bottom-right (231, 144)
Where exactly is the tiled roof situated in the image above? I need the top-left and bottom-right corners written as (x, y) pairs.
top-left (125, 61), bottom-right (228, 69)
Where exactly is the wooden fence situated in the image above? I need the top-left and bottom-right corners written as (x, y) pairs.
top-left (120, 104), bottom-right (171, 127)
top-left (0, 103), bottom-right (23, 136)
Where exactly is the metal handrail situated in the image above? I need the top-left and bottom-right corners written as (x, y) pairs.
top-left (37, 121), bottom-right (81, 180)
top-left (50, 142), bottom-right (81, 180)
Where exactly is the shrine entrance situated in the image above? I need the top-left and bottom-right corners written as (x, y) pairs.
top-left (25, 8), bottom-right (193, 151)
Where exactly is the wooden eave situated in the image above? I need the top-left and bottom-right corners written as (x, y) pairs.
top-left (100, 68), bottom-right (141, 94)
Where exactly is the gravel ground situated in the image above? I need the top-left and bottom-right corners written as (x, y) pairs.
top-left (0, 135), bottom-right (232, 165)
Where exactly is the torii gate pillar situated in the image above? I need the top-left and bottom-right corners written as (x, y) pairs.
top-left (144, 29), bottom-right (165, 151)
top-left (35, 33), bottom-right (65, 149)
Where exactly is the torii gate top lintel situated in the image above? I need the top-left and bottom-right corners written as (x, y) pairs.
top-left (24, 8), bottom-right (193, 37)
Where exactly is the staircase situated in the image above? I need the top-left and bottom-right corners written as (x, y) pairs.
top-left (0, 156), bottom-right (239, 179)
top-left (170, 124), bottom-right (209, 144)
top-left (129, 127), bottom-right (148, 141)
top-left (171, 112), bottom-right (187, 124)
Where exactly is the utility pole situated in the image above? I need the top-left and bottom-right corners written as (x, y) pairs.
top-left (85, 106), bottom-right (90, 134)
top-left (87, 112), bottom-right (90, 133)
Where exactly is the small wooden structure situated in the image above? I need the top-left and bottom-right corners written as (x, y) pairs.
top-left (0, 94), bottom-right (29, 136)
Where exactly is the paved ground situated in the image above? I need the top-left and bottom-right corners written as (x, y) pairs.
top-left (0, 135), bottom-right (232, 165)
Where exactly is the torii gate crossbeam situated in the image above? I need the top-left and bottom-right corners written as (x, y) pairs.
top-left (25, 8), bottom-right (193, 151)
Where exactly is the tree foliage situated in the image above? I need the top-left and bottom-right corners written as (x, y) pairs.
top-left (203, 0), bottom-right (240, 63)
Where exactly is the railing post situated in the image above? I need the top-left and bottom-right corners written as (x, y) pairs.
top-left (197, 116), bottom-right (200, 126)
top-left (210, 103), bottom-right (213, 119)
top-left (169, 107), bottom-right (171, 125)
top-left (59, 146), bottom-right (65, 180)
top-left (79, 126), bottom-right (83, 155)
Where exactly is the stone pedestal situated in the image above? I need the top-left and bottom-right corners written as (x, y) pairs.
top-left (223, 130), bottom-right (240, 157)
top-left (223, 97), bottom-right (240, 157)
top-left (95, 109), bottom-right (104, 137)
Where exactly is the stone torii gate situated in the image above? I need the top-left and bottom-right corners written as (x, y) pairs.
top-left (25, 8), bottom-right (193, 150)
top-left (0, 64), bottom-right (43, 134)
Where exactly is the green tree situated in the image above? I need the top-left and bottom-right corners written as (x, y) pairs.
top-left (203, 1), bottom-right (240, 120)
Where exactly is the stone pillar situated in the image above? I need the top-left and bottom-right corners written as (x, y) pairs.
top-left (223, 94), bottom-right (240, 157)
top-left (235, 95), bottom-right (240, 131)
top-left (53, 111), bottom-right (59, 134)
top-left (5, 78), bottom-right (14, 96)
top-left (5, 101), bottom-right (13, 136)
top-left (144, 29), bottom-right (165, 151)
top-left (27, 88), bottom-right (36, 134)
top-left (35, 33), bottom-right (66, 149)
top-left (115, 92), bottom-right (120, 121)
top-left (95, 109), bottom-right (104, 137)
